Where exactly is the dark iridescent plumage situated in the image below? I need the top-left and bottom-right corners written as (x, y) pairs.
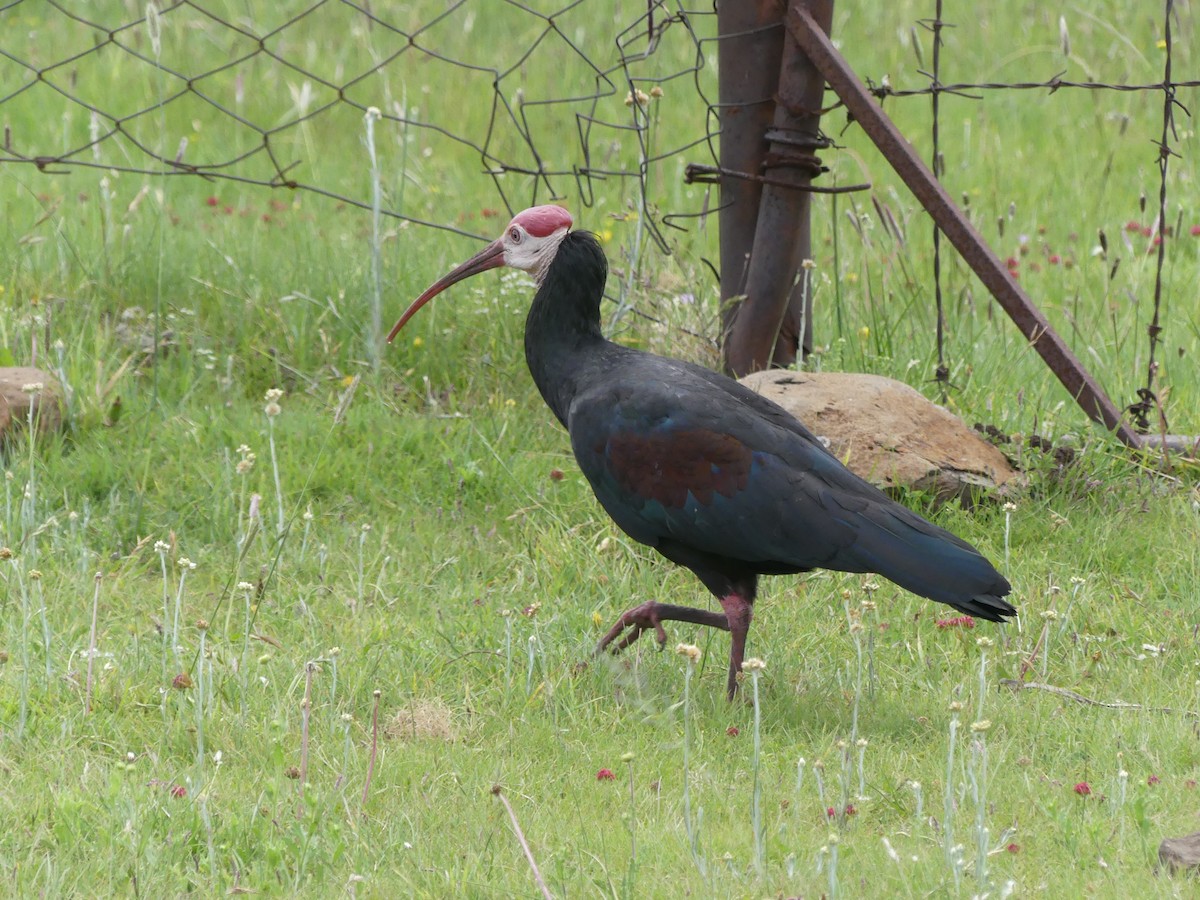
top-left (394, 210), bottom-right (1015, 699)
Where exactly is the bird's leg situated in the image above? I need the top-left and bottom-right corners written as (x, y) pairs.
top-left (595, 601), bottom-right (729, 656)
top-left (719, 593), bottom-right (754, 701)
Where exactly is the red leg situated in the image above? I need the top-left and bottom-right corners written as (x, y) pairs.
top-left (595, 600), bottom-right (729, 656)
top-left (719, 592), bottom-right (754, 700)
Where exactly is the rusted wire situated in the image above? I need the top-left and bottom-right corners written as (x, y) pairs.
top-left (1128, 0), bottom-right (1182, 434)
top-left (925, 2), bottom-right (949, 401)
top-left (868, 75), bottom-right (1200, 100)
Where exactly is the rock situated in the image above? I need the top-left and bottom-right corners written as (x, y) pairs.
top-left (0, 367), bottom-right (65, 443)
top-left (1159, 831), bottom-right (1200, 873)
top-left (740, 370), bottom-right (1022, 504)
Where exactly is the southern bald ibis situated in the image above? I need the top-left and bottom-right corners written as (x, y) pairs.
top-left (389, 205), bottom-right (1015, 699)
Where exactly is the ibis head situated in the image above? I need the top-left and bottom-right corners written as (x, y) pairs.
top-left (387, 205), bottom-right (573, 341)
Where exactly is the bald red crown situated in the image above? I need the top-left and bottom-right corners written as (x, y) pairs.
top-left (511, 205), bottom-right (573, 238)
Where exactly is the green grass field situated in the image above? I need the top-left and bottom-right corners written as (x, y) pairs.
top-left (2, 2), bottom-right (1199, 896)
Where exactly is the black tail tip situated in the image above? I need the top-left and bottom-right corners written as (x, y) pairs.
top-left (955, 592), bottom-right (1017, 623)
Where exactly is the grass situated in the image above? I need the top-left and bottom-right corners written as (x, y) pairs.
top-left (1, 1), bottom-right (1199, 896)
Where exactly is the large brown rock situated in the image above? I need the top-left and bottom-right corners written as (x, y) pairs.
top-left (740, 370), bottom-right (1022, 503)
top-left (0, 367), bottom-right (65, 442)
top-left (1159, 831), bottom-right (1200, 873)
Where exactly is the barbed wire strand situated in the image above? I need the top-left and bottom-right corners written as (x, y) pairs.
top-left (1129, 0), bottom-right (1183, 434)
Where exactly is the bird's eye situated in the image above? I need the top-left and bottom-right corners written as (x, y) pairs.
top-left (509, 227), bottom-right (521, 243)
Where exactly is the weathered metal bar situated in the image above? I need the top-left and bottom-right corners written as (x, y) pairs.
top-left (786, 5), bottom-right (1143, 448)
top-left (716, 2), bottom-right (786, 363)
top-left (725, 0), bottom-right (834, 377)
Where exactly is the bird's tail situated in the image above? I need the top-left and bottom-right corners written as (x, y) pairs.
top-left (843, 505), bottom-right (1015, 621)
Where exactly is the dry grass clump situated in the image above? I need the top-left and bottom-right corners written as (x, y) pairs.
top-left (385, 698), bottom-right (457, 743)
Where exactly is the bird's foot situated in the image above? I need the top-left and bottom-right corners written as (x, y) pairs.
top-left (594, 601), bottom-right (671, 656)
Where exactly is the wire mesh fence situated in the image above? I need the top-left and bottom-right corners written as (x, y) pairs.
top-left (2, 1), bottom-right (1197, 436)
top-left (0, 0), bottom-right (721, 245)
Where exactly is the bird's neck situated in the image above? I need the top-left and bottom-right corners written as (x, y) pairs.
top-left (523, 231), bottom-right (609, 426)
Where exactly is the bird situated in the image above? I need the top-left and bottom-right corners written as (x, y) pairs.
top-left (389, 205), bottom-right (1015, 699)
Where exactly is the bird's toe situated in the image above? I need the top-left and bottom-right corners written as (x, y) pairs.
top-left (595, 600), bottom-right (668, 656)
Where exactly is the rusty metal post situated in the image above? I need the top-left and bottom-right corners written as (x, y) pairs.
top-left (724, 0), bottom-right (833, 377)
top-left (716, 2), bottom-right (786, 365)
top-left (786, 5), bottom-right (1142, 448)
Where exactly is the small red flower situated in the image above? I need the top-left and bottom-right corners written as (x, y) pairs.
top-left (205, 196), bottom-right (218, 207)
top-left (726, 726), bottom-right (739, 737)
top-left (1007, 842), bottom-right (1020, 854)
top-left (1147, 774), bottom-right (1161, 786)
top-left (170, 784), bottom-right (187, 798)
top-left (845, 803), bottom-right (857, 816)
top-left (1141, 226), bottom-right (1153, 238)
top-left (825, 804), bottom-right (857, 820)
top-left (549, 469), bottom-right (565, 482)
top-left (596, 768), bottom-right (615, 781)
top-left (1190, 225), bottom-right (1200, 237)
top-left (1048, 254), bottom-right (1061, 265)
top-left (1073, 781), bottom-right (1091, 796)
top-left (1124, 221), bottom-right (1142, 233)
top-left (1004, 257), bottom-right (1019, 270)
top-left (826, 806), bottom-right (836, 819)
top-left (936, 615), bottom-right (976, 629)
top-left (172, 672), bottom-right (193, 690)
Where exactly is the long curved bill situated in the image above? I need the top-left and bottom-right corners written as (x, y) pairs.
top-left (386, 239), bottom-right (506, 342)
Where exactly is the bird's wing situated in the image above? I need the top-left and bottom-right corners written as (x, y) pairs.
top-left (566, 355), bottom-right (1012, 618)
top-left (566, 365), bottom-right (861, 568)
